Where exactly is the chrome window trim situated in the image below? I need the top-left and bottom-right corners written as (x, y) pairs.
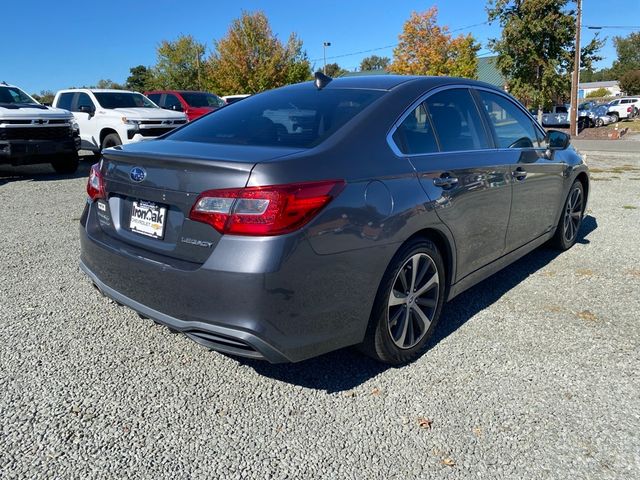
top-left (386, 83), bottom-right (547, 158)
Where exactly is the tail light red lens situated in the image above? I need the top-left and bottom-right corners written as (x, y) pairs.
top-left (189, 180), bottom-right (346, 236)
top-left (86, 163), bottom-right (105, 201)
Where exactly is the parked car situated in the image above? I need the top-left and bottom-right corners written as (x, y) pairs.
top-left (0, 82), bottom-right (80, 173)
top-left (52, 89), bottom-right (187, 152)
top-left (145, 90), bottom-right (225, 121)
top-left (605, 97), bottom-right (637, 122)
top-left (80, 75), bottom-right (589, 365)
top-left (579, 102), bottom-right (615, 128)
top-left (541, 105), bottom-right (569, 127)
top-left (222, 94), bottom-right (250, 105)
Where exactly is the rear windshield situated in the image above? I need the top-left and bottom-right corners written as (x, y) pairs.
top-left (180, 92), bottom-right (225, 108)
top-left (166, 87), bottom-right (384, 148)
top-left (94, 92), bottom-right (158, 109)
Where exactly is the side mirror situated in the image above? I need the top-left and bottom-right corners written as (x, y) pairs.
top-left (78, 104), bottom-right (95, 117)
top-left (544, 130), bottom-right (570, 158)
top-left (170, 104), bottom-right (183, 112)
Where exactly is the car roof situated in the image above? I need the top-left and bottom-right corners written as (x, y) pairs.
top-left (286, 75), bottom-right (503, 92)
top-left (58, 89), bottom-right (140, 94)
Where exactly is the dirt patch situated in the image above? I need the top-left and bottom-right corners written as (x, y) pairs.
top-left (577, 310), bottom-right (598, 322)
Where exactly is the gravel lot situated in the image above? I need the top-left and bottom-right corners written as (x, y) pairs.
top-left (1, 152), bottom-right (639, 479)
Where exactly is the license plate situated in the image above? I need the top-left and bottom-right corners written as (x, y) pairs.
top-left (129, 200), bottom-right (166, 239)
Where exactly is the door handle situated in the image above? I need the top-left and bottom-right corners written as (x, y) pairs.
top-left (433, 175), bottom-right (459, 188)
top-left (513, 167), bottom-right (527, 181)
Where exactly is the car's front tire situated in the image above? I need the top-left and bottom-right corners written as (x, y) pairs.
top-left (101, 133), bottom-right (122, 150)
top-left (551, 180), bottom-right (585, 250)
top-left (51, 152), bottom-right (80, 174)
top-left (361, 238), bottom-right (446, 365)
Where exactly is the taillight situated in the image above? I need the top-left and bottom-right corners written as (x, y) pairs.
top-left (86, 163), bottom-right (105, 201)
top-left (189, 180), bottom-right (345, 236)
top-left (627, 106), bottom-right (633, 113)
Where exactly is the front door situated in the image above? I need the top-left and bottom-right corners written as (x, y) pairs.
top-left (72, 92), bottom-right (99, 150)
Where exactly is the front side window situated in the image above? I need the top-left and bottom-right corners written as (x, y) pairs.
top-left (146, 93), bottom-right (161, 105)
top-left (0, 86), bottom-right (38, 105)
top-left (167, 88), bottom-right (384, 148)
top-left (478, 90), bottom-right (542, 149)
top-left (425, 88), bottom-right (490, 152)
top-left (164, 94), bottom-right (183, 110)
top-left (392, 103), bottom-right (438, 154)
top-left (75, 93), bottom-right (95, 112)
top-left (180, 92), bottom-right (225, 108)
top-left (93, 92), bottom-right (158, 109)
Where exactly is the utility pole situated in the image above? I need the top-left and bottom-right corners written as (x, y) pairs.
top-left (323, 42), bottom-right (331, 75)
top-left (570, 0), bottom-right (582, 137)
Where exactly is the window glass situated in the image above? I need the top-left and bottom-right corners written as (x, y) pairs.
top-left (56, 93), bottom-right (74, 111)
top-left (424, 88), bottom-right (490, 152)
top-left (392, 103), bottom-right (438, 154)
top-left (164, 94), bottom-right (182, 110)
top-left (93, 92), bottom-right (157, 109)
top-left (180, 92), bottom-right (225, 108)
top-left (167, 88), bottom-right (384, 148)
top-left (478, 90), bottom-right (542, 148)
top-left (0, 86), bottom-right (37, 104)
top-left (75, 93), bottom-right (94, 112)
top-left (147, 93), bottom-right (161, 105)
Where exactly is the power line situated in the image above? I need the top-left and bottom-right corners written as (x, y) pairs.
top-left (583, 25), bottom-right (640, 30)
top-left (310, 20), bottom-right (491, 63)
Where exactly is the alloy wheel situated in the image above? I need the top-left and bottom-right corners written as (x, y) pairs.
top-left (563, 186), bottom-right (583, 243)
top-left (387, 253), bottom-right (439, 349)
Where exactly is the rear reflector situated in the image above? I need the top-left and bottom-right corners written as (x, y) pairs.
top-left (189, 180), bottom-right (345, 236)
top-left (86, 163), bottom-right (105, 201)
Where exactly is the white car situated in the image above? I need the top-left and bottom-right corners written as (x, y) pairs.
top-left (222, 94), bottom-right (250, 105)
top-left (52, 89), bottom-right (187, 151)
top-left (605, 97), bottom-right (638, 122)
top-left (0, 82), bottom-right (80, 173)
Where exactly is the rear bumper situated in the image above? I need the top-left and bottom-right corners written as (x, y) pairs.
top-left (79, 201), bottom-right (391, 363)
top-left (0, 137), bottom-right (79, 165)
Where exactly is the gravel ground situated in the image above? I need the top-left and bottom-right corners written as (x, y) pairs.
top-left (1, 153), bottom-right (639, 479)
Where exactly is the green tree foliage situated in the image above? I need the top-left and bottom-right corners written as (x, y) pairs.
top-left (620, 70), bottom-right (640, 96)
top-left (206, 11), bottom-right (311, 95)
top-left (152, 35), bottom-right (206, 90)
top-left (580, 68), bottom-right (614, 83)
top-left (360, 55), bottom-right (390, 71)
top-left (610, 33), bottom-right (640, 79)
top-left (585, 87), bottom-right (611, 98)
top-left (126, 65), bottom-right (153, 92)
top-left (31, 90), bottom-right (55, 105)
top-left (95, 79), bottom-right (125, 89)
top-left (487, 0), bottom-right (604, 116)
top-left (321, 63), bottom-right (349, 77)
top-left (390, 7), bottom-right (480, 78)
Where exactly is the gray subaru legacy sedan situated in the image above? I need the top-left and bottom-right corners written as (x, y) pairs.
top-left (79, 74), bottom-right (589, 365)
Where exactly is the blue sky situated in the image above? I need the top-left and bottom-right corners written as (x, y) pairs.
top-left (2, 0), bottom-right (638, 94)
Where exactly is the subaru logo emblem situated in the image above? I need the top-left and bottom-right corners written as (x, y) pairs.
top-left (130, 167), bottom-right (146, 182)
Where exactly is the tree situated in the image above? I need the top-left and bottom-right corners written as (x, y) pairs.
top-left (126, 65), bottom-right (153, 92)
top-left (31, 90), bottom-right (55, 105)
top-left (321, 63), bottom-right (348, 77)
top-left (487, 0), bottom-right (604, 119)
top-left (153, 35), bottom-right (206, 90)
top-left (95, 79), bottom-right (125, 89)
top-left (360, 55), bottom-right (390, 71)
top-left (585, 87), bottom-right (611, 98)
top-left (390, 7), bottom-right (480, 78)
top-left (610, 33), bottom-right (640, 79)
top-left (206, 11), bottom-right (311, 95)
top-left (620, 70), bottom-right (640, 96)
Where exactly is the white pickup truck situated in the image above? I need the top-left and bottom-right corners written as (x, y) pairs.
top-left (0, 82), bottom-right (80, 173)
top-left (52, 89), bottom-right (187, 152)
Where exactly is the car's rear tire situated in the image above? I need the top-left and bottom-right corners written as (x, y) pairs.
top-left (51, 152), bottom-right (80, 174)
top-left (551, 180), bottom-right (584, 251)
top-left (596, 118), bottom-right (604, 127)
top-left (610, 112), bottom-right (619, 123)
top-left (101, 133), bottom-right (122, 150)
top-left (360, 238), bottom-right (446, 365)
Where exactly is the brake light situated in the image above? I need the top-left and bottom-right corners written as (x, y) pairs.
top-left (86, 163), bottom-right (105, 201)
top-left (189, 180), bottom-right (345, 236)
top-left (627, 106), bottom-right (633, 113)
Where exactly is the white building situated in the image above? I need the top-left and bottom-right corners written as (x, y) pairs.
top-left (578, 80), bottom-right (621, 98)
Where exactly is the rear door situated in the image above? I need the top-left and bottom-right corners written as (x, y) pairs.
top-left (474, 89), bottom-right (565, 251)
top-left (396, 87), bottom-right (512, 280)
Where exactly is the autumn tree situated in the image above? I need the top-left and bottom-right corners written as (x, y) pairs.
top-left (360, 55), bottom-right (390, 71)
top-left (487, 0), bottom-right (604, 119)
top-left (390, 7), bottom-right (480, 78)
top-left (152, 35), bottom-right (206, 90)
top-left (126, 65), bottom-right (153, 92)
top-left (206, 11), bottom-right (310, 95)
top-left (620, 70), bottom-right (640, 96)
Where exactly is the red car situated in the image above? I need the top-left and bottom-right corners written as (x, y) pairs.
top-left (145, 90), bottom-right (225, 121)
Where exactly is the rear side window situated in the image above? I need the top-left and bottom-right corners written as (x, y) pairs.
top-left (56, 93), bottom-right (74, 111)
top-left (147, 93), bottom-right (161, 105)
top-left (425, 88), bottom-right (490, 152)
top-left (392, 103), bottom-right (438, 154)
top-left (167, 88), bottom-right (384, 148)
top-left (478, 91), bottom-right (542, 148)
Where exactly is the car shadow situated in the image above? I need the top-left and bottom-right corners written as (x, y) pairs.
top-left (236, 215), bottom-right (598, 393)
top-left (0, 156), bottom-right (94, 186)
